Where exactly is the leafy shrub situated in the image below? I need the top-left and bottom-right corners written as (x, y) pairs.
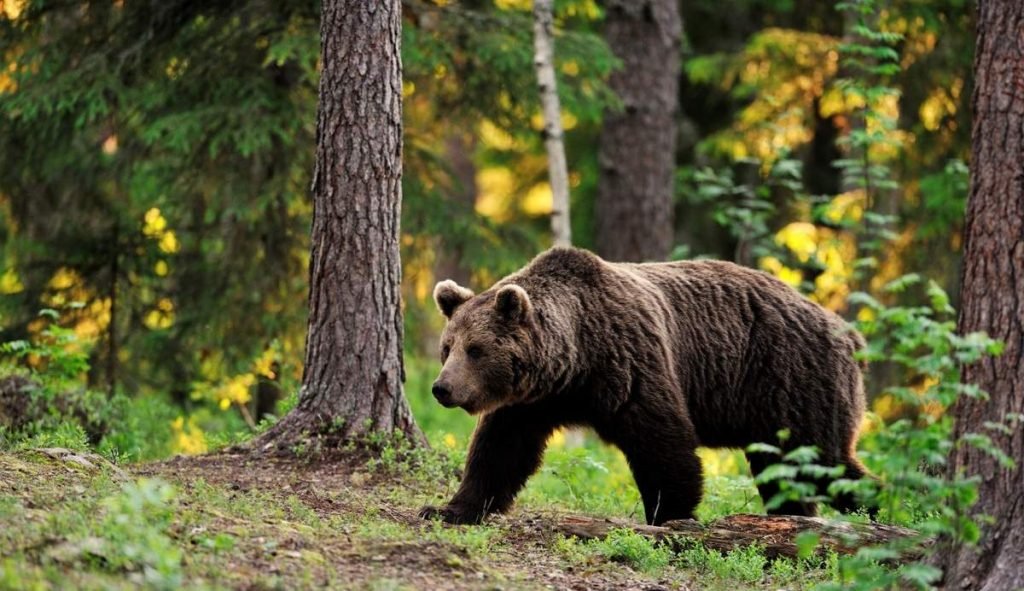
top-left (1, 309), bottom-right (177, 461)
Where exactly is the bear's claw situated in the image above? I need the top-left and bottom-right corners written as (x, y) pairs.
top-left (418, 504), bottom-right (484, 525)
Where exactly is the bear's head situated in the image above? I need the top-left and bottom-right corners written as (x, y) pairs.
top-left (430, 279), bottom-right (535, 415)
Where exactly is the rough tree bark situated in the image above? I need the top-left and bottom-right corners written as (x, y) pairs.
top-left (939, 1), bottom-right (1024, 588)
top-left (533, 0), bottom-right (572, 247)
top-left (256, 0), bottom-right (421, 450)
top-left (595, 0), bottom-right (681, 262)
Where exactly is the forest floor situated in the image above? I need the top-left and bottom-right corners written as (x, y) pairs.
top-left (0, 448), bottom-right (833, 590)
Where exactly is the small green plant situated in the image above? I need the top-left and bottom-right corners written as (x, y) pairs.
top-left (94, 478), bottom-right (182, 590)
top-left (586, 528), bottom-right (673, 573)
top-left (677, 540), bottom-right (769, 584)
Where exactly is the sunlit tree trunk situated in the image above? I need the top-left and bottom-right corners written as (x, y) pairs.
top-left (256, 0), bottom-right (422, 451)
top-left (533, 0), bottom-right (572, 247)
top-left (939, 1), bottom-right (1024, 588)
top-left (595, 0), bottom-right (681, 262)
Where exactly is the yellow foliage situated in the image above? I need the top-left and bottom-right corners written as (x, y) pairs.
top-left (859, 411), bottom-right (885, 436)
top-left (74, 298), bottom-right (111, 340)
top-left (143, 208), bottom-right (167, 236)
top-left (171, 416), bottom-right (208, 455)
top-left (48, 267), bottom-right (80, 290)
top-left (252, 348), bottom-right (278, 380)
top-left (919, 84), bottom-right (960, 131)
top-left (494, 0), bottom-right (530, 10)
top-left (824, 190), bottom-right (864, 224)
top-left (775, 222), bottom-right (818, 263)
top-left (158, 231), bottom-right (179, 254)
top-left (547, 429), bottom-right (567, 448)
top-left (475, 167), bottom-right (516, 221)
top-left (759, 256), bottom-right (803, 288)
top-left (561, 111), bottom-right (578, 130)
top-left (143, 208), bottom-right (180, 253)
top-left (697, 448), bottom-right (743, 477)
top-left (562, 0), bottom-right (601, 19)
top-left (2, 0), bottom-right (25, 19)
top-left (479, 119), bottom-right (516, 151)
top-left (443, 433), bottom-right (458, 449)
top-left (521, 182), bottom-right (552, 216)
top-left (856, 306), bottom-right (876, 322)
top-left (165, 57), bottom-right (188, 80)
top-left (144, 298), bottom-right (175, 329)
top-left (213, 374), bottom-right (255, 409)
top-left (0, 267), bottom-right (24, 294)
top-left (763, 200), bottom-right (863, 312)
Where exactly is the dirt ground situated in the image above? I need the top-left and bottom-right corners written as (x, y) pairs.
top-left (1, 449), bottom-right (693, 590)
top-left (138, 452), bottom-right (686, 590)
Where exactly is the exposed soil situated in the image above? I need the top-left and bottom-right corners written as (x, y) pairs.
top-left (135, 451), bottom-right (690, 590)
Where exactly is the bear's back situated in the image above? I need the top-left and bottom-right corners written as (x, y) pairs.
top-left (610, 258), bottom-right (864, 448)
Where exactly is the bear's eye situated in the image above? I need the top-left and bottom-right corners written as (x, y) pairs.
top-left (441, 344), bottom-right (451, 362)
top-left (465, 345), bottom-right (484, 360)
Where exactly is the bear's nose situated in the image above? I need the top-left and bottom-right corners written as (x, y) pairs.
top-left (432, 382), bottom-right (455, 407)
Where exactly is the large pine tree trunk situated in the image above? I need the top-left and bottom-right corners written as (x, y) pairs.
top-left (257, 0), bottom-right (421, 451)
top-left (940, 1), bottom-right (1024, 588)
top-left (594, 0), bottom-right (681, 262)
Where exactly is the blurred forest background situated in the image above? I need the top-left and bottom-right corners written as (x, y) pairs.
top-left (0, 0), bottom-right (974, 456)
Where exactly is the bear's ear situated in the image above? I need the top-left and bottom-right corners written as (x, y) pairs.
top-left (434, 280), bottom-right (475, 319)
top-left (494, 284), bottom-right (532, 323)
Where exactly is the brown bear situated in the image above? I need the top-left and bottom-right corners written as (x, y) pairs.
top-left (419, 247), bottom-right (868, 525)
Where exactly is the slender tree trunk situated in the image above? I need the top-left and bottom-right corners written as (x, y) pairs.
top-left (533, 0), bottom-right (572, 248)
top-left (939, 1), bottom-right (1024, 588)
top-left (107, 222), bottom-right (118, 396)
top-left (595, 0), bottom-right (681, 262)
top-left (434, 131), bottom-right (477, 289)
top-left (256, 0), bottom-right (421, 451)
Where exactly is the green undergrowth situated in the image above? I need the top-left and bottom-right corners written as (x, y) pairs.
top-left (0, 446), bottom-right (840, 591)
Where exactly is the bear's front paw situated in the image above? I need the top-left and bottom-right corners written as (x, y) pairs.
top-left (418, 504), bottom-right (485, 525)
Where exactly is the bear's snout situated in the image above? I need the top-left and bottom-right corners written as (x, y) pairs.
top-left (431, 382), bottom-right (457, 408)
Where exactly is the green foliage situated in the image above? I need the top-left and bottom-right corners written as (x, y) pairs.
top-left (676, 541), bottom-right (771, 584)
top-left (749, 275), bottom-right (1008, 590)
top-left (677, 156), bottom-right (805, 265)
top-left (1, 311), bottom-right (178, 461)
top-left (1, 0), bottom-right (618, 405)
top-left (93, 479), bottom-right (182, 590)
top-left (583, 528), bottom-right (674, 573)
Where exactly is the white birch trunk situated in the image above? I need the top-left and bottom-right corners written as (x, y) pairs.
top-left (532, 0), bottom-right (572, 248)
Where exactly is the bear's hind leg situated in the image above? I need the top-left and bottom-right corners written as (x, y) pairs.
top-left (828, 455), bottom-right (878, 518)
top-left (747, 452), bottom-right (818, 517)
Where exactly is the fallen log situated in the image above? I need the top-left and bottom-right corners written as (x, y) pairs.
top-left (555, 513), bottom-right (930, 560)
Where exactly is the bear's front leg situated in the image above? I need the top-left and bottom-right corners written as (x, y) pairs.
top-left (419, 405), bottom-right (558, 525)
top-left (607, 401), bottom-right (704, 525)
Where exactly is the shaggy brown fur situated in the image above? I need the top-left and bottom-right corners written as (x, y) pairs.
top-left (420, 247), bottom-right (869, 525)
